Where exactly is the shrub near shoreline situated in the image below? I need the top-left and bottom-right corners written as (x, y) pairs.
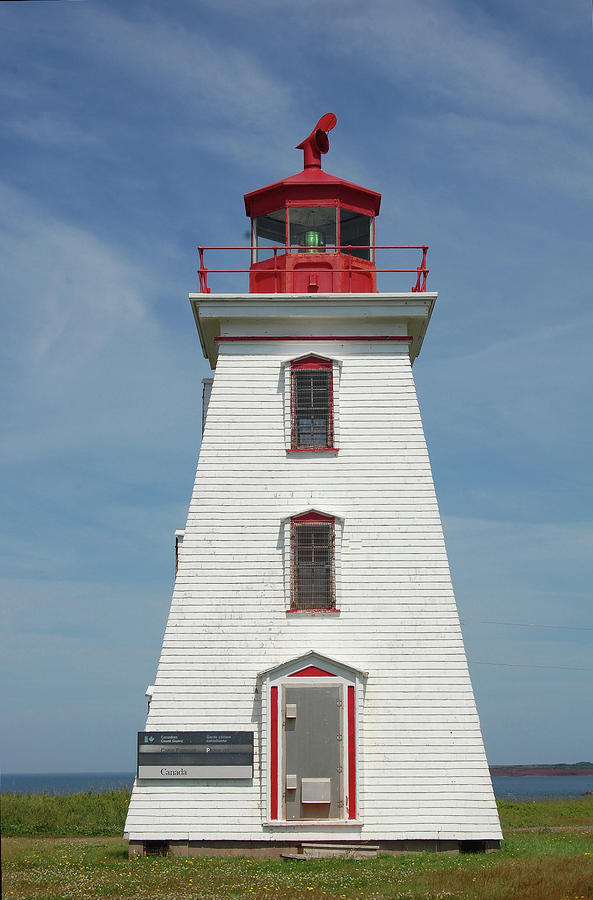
top-left (1, 789), bottom-right (592, 837)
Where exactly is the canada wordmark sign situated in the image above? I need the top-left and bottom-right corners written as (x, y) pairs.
top-left (137, 731), bottom-right (253, 779)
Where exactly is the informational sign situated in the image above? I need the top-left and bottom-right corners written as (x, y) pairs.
top-left (137, 731), bottom-right (254, 779)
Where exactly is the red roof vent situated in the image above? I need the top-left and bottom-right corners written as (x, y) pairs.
top-left (296, 112), bottom-right (338, 169)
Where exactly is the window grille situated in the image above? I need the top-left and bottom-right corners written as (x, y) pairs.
top-left (291, 369), bottom-right (333, 448)
top-left (291, 520), bottom-right (335, 610)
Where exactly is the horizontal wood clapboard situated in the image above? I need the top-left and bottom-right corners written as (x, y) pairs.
top-left (125, 345), bottom-right (501, 842)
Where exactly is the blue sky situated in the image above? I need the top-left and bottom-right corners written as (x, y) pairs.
top-left (1, 0), bottom-right (591, 773)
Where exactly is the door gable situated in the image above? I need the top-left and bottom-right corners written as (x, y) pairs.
top-left (258, 650), bottom-right (367, 683)
top-left (289, 665), bottom-right (335, 677)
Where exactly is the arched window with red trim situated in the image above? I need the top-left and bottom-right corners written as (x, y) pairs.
top-left (290, 510), bottom-right (335, 610)
top-left (291, 355), bottom-right (333, 450)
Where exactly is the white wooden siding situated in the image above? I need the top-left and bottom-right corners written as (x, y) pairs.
top-left (125, 331), bottom-right (501, 842)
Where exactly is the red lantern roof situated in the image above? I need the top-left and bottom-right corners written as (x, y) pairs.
top-left (244, 167), bottom-right (381, 219)
top-left (244, 113), bottom-right (381, 219)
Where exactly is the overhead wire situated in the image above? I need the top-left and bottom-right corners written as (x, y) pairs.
top-left (459, 619), bottom-right (593, 672)
top-left (461, 619), bottom-right (593, 630)
top-left (469, 660), bottom-right (593, 672)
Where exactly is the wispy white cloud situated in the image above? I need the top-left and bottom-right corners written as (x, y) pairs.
top-left (161, 0), bottom-right (593, 201)
top-left (399, 110), bottom-right (593, 202)
top-left (323, 0), bottom-right (589, 127)
top-left (193, 0), bottom-right (591, 131)
top-left (7, 111), bottom-right (99, 148)
top-left (0, 5), bottom-right (303, 180)
top-left (444, 512), bottom-right (592, 760)
top-left (418, 305), bottom-right (593, 464)
top-left (0, 182), bottom-right (148, 378)
top-left (0, 181), bottom-right (202, 465)
top-left (508, 0), bottom-right (590, 34)
top-left (82, 9), bottom-right (291, 126)
top-left (447, 515), bottom-right (593, 590)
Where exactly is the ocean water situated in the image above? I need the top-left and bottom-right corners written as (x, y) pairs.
top-left (1, 772), bottom-right (134, 795)
top-left (492, 775), bottom-right (593, 799)
top-left (2, 772), bottom-right (593, 798)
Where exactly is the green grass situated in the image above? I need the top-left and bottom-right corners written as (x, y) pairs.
top-left (498, 794), bottom-right (593, 828)
top-left (2, 832), bottom-right (593, 899)
top-left (1, 790), bottom-right (130, 836)
top-left (2, 791), bottom-right (592, 899)
top-left (3, 790), bottom-right (592, 837)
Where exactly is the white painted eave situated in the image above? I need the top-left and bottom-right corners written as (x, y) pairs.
top-left (189, 292), bottom-right (437, 368)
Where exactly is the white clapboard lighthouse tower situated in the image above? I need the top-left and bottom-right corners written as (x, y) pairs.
top-left (125, 115), bottom-right (502, 857)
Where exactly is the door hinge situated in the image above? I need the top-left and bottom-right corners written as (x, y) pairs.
top-left (337, 800), bottom-right (344, 808)
top-left (336, 765), bottom-right (343, 774)
top-left (337, 734), bottom-right (343, 741)
top-left (336, 699), bottom-right (343, 708)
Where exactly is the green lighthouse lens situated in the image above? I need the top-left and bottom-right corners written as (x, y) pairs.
top-left (303, 229), bottom-right (323, 252)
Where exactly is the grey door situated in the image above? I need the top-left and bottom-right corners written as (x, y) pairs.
top-left (283, 685), bottom-right (342, 820)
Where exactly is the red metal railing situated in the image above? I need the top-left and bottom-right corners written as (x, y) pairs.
top-left (197, 245), bottom-right (429, 293)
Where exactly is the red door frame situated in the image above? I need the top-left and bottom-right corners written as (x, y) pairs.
top-left (269, 676), bottom-right (357, 821)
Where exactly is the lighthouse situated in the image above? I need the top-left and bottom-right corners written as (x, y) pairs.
top-left (125, 115), bottom-right (502, 856)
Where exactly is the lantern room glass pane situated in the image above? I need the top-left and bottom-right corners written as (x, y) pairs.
top-left (253, 210), bottom-right (286, 262)
top-left (340, 209), bottom-right (372, 260)
top-left (289, 206), bottom-right (337, 253)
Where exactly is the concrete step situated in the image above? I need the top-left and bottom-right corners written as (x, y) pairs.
top-left (286, 842), bottom-right (379, 860)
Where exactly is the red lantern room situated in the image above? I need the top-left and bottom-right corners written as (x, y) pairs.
top-left (244, 114), bottom-right (381, 294)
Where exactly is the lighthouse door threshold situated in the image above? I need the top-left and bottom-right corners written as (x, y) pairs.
top-left (282, 684), bottom-right (343, 820)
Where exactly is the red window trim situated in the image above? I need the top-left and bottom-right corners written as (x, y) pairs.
top-left (291, 356), bottom-right (334, 451)
top-left (290, 510), bottom-right (336, 611)
top-left (286, 448), bottom-right (339, 454)
top-left (291, 354), bottom-right (332, 370)
top-left (292, 510), bottom-right (334, 524)
top-left (285, 608), bottom-right (341, 614)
